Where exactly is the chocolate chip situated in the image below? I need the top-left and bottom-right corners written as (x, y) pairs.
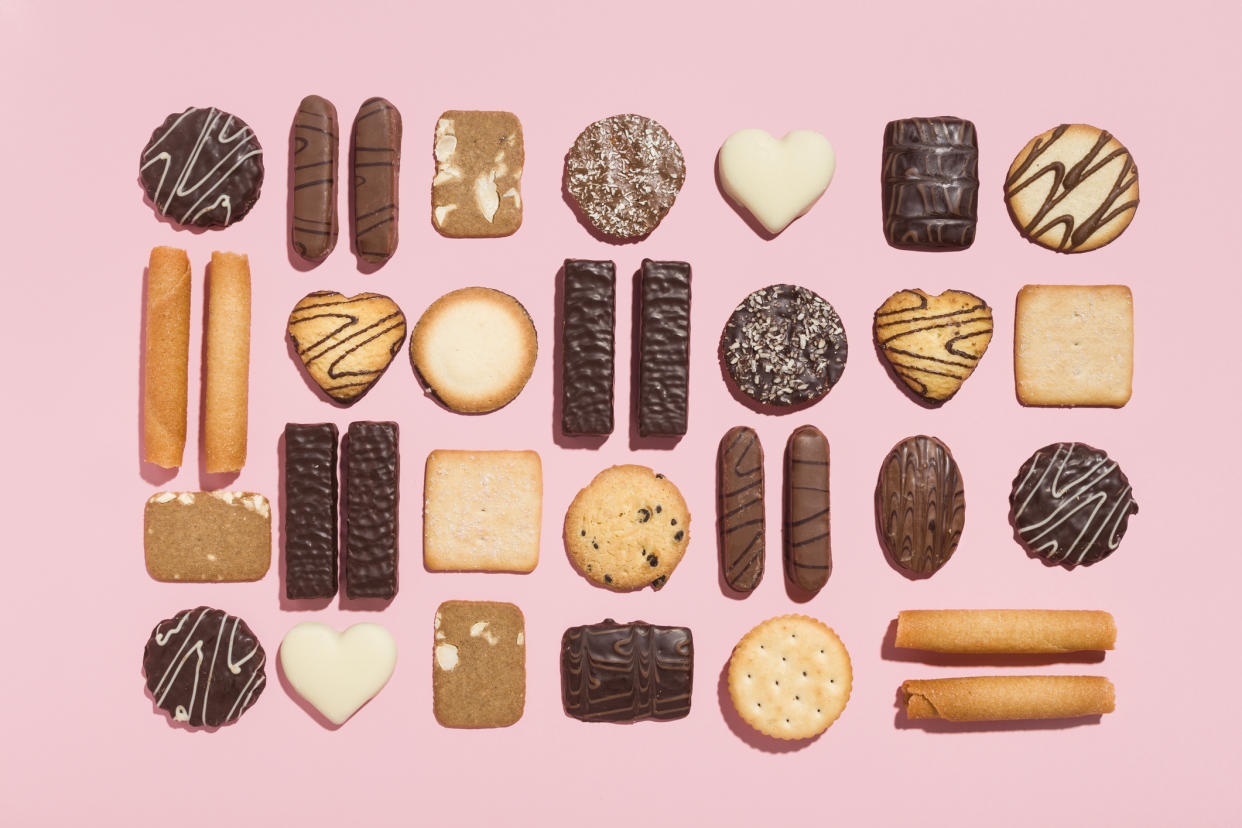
top-left (648, 555), bottom-right (659, 567)
top-left (637, 508), bottom-right (651, 523)
top-left (580, 530), bottom-right (586, 536)
top-left (655, 505), bottom-right (662, 513)
top-left (651, 575), bottom-right (667, 589)
top-left (604, 574), bottom-right (612, 584)
top-left (670, 518), bottom-right (677, 526)
top-left (655, 473), bottom-right (665, 479)
top-left (592, 541), bottom-right (599, 549)
top-left (673, 530), bottom-right (684, 542)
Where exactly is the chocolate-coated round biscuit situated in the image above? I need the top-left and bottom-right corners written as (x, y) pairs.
top-left (139, 107), bottom-right (265, 228)
top-left (722, 284), bottom-right (848, 406)
top-left (565, 114), bottom-right (685, 240)
top-left (1009, 442), bottom-right (1138, 568)
top-left (875, 435), bottom-right (965, 577)
top-left (143, 606), bottom-right (267, 727)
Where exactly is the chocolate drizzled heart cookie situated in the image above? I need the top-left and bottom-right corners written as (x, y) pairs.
top-left (873, 289), bottom-right (993, 403)
top-left (288, 291), bottom-right (406, 404)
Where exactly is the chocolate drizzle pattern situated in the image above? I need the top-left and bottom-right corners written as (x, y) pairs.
top-left (561, 260), bottom-right (616, 436)
top-left (287, 291), bottom-right (407, 403)
top-left (881, 117), bottom-right (978, 250)
top-left (783, 425), bottom-right (831, 593)
top-left (718, 426), bottom-right (765, 593)
top-left (637, 260), bottom-right (691, 437)
top-left (351, 98), bottom-right (402, 263)
top-left (291, 95), bottom-right (339, 260)
top-left (344, 421), bottom-right (399, 599)
top-left (561, 620), bottom-right (693, 722)
top-left (142, 606), bottom-right (266, 728)
top-left (1009, 442), bottom-right (1138, 568)
top-left (875, 435), bottom-right (965, 576)
top-left (873, 289), bottom-right (993, 402)
top-left (284, 423), bottom-right (338, 599)
top-left (139, 107), bottom-right (264, 228)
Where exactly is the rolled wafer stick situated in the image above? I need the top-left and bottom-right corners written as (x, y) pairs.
top-left (896, 610), bottom-right (1116, 654)
top-left (143, 246), bottom-right (191, 468)
top-left (902, 676), bottom-right (1115, 721)
top-left (204, 251), bottom-right (251, 473)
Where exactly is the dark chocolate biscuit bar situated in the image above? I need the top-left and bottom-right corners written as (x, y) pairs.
top-left (783, 425), bottom-right (831, 593)
top-left (344, 421), bottom-right (399, 599)
top-left (352, 97), bottom-right (401, 264)
top-left (882, 117), bottom-right (978, 251)
top-left (637, 259), bottom-right (691, 437)
top-left (718, 426), bottom-right (764, 593)
top-left (561, 260), bottom-right (616, 436)
top-left (561, 620), bottom-right (693, 722)
top-left (291, 95), bottom-right (339, 261)
top-left (284, 423), bottom-right (339, 599)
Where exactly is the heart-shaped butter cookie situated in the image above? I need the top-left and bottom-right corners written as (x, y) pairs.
top-left (718, 129), bottom-right (836, 235)
top-left (288, 291), bottom-right (406, 404)
top-left (280, 622), bottom-right (397, 725)
top-left (873, 289), bottom-right (993, 403)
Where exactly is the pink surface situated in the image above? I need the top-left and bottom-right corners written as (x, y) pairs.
top-left (3, 1), bottom-right (1239, 825)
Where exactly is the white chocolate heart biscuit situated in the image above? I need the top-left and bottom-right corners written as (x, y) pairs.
top-left (280, 622), bottom-right (397, 725)
top-left (718, 130), bottom-right (836, 235)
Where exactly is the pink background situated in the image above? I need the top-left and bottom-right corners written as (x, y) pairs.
top-left (3, 1), bottom-right (1239, 825)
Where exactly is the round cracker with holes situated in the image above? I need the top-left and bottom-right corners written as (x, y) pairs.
top-left (728, 614), bottom-right (852, 740)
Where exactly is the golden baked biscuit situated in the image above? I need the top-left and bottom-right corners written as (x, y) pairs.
top-left (432, 111), bottom-right (523, 238)
top-left (873, 288), bottom-right (993, 402)
top-left (287, 291), bottom-right (406, 404)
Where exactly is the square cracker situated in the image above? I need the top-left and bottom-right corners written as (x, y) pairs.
top-left (433, 601), bottom-right (525, 728)
top-left (1014, 284), bottom-right (1133, 407)
top-left (424, 450), bottom-right (541, 572)
top-left (432, 110), bottom-right (524, 238)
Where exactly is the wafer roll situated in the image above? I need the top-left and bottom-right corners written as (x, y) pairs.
top-left (896, 610), bottom-right (1116, 654)
top-left (204, 251), bottom-right (251, 473)
top-left (143, 246), bottom-right (191, 468)
top-left (902, 676), bottom-right (1115, 721)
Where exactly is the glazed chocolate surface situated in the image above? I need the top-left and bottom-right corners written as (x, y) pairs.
top-left (722, 284), bottom-right (847, 407)
top-left (1009, 442), bottom-right (1138, 568)
top-left (881, 116), bottom-right (978, 250)
top-left (284, 423), bottom-right (339, 599)
top-left (875, 435), bottom-right (965, 577)
top-left (561, 260), bottom-right (616, 436)
top-left (561, 620), bottom-right (693, 722)
top-left (783, 425), bottom-right (831, 593)
top-left (351, 98), bottom-right (401, 263)
top-left (143, 606), bottom-right (266, 728)
top-left (291, 95), bottom-right (339, 260)
top-left (718, 426), bottom-right (764, 593)
top-left (139, 107), bottom-right (264, 228)
top-left (344, 421), bottom-right (399, 598)
top-left (637, 260), bottom-right (691, 437)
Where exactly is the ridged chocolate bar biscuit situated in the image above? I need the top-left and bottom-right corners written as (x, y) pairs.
top-left (284, 423), bottom-right (339, 599)
top-left (882, 117), bottom-right (978, 250)
top-left (344, 421), bottom-right (399, 599)
top-left (783, 425), bottom-right (831, 593)
top-left (561, 260), bottom-right (616, 436)
top-left (561, 620), bottom-right (693, 722)
top-left (637, 259), bottom-right (691, 437)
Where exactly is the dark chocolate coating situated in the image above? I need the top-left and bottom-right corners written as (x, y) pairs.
top-left (1009, 442), bottom-right (1138, 568)
top-left (783, 425), bottom-right (830, 593)
top-left (637, 259), bottom-right (691, 437)
top-left (284, 423), bottom-right (339, 599)
top-left (875, 435), bottom-right (965, 577)
top-left (344, 421), bottom-right (399, 599)
top-left (291, 95), bottom-right (339, 261)
top-left (881, 117), bottom-right (978, 250)
top-left (718, 426), bottom-right (764, 593)
top-left (143, 606), bottom-right (266, 728)
top-left (560, 620), bottom-right (693, 722)
top-left (139, 107), bottom-right (264, 228)
top-left (351, 98), bottom-right (401, 264)
top-left (561, 260), bottom-right (616, 436)
top-left (722, 284), bottom-right (848, 406)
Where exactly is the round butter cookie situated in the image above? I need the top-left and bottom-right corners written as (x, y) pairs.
top-left (1004, 123), bottom-right (1139, 253)
top-left (565, 465), bottom-right (690, 591)
top-left (409, 287), bottom-right (537, 413)
top-left (728, 615), bottom-right (851, 740)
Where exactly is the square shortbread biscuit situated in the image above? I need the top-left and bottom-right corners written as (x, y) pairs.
top-left (433, 601), bottom-right (525, 728)
top-left (423, 450), bottom-right (541, 572)
top-left (431, 111), bottom-right (524, 238)
top-left (1014, 284), bottom-right (1133, 407)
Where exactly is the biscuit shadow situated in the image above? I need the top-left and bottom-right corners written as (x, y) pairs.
top-left (196, 259), bottom-right (240, 491)
top-left (870, 334), bottom-right (952, 410)
top-left (560, 153), bottom-right (651, 246)
top-left (712, 149), bottom-right (779, 241)
top-left (716, 658), bottom-right (818, 753)
top-left (716, 340), bottom-right (830, 417)
top-left (552, 263), bottom-right (610, 450)
top-left (336, 430), bottom-right (397, 612)
top-left (276, 649), bottom-right (344, 731)
top-left (891, 686), bottom-right (1104, 733)
top-left (878, 618), bottom-right (1106, 666)
top-left (628, 269), bottom-right (684, 451)
top-left (276, 429), bottom-right (336, 612)
top-left (137, 264), bottom-right (180, 486)
top-left (285, 116), bottom-right (325, 273)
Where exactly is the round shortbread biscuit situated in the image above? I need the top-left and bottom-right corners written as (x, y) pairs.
top-left (728, 615), bottom-right (852, 740)
top-left (1004, 123), bottom-right (1139, 253)
top-left (564, 465), bottom-right (690, 591)
top-left (409, 287), bottom-right (537, 413)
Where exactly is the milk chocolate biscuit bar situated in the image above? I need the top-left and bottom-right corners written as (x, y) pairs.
top-left (344, 421), bottom-right (399, 599)
top-left (783, 425), bottom-right (830, 593)
top-left (560, 620), bottom-right (693, 722)
top-left (882, 117), bottom-right (978, 250)
top-left (291, 95), bottom-right (339, 261)
top-left (561, 260), bottom-right (616, 436)
top-left (718, 426), bottom-right (764, 593)
top-left (352, 98), bottom-right (401, 264)
top-left (284, 423), bottom-right (339, 600)
top-left (637, 259), bottom-right (691, 437)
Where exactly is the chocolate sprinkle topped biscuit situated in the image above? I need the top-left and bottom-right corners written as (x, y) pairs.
top-left (565, 114), bottom-right (685, 240)
top-left (722, 285), bottom-right (848, 406)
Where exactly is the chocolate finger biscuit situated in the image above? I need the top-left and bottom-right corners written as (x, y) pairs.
top-left (344, 421), bottom-right (399, 599)
top-left (352, 98), bottom-right (402, 264)
top-left (718, 426), bottom-right (764, 593)
top-left (637, 259), bottom-right (691, 437)
top-left (291, 95), bottom-right (339, 261)
top-left (284, 423), bottom-right (338, 600)
top-left (561, 260), bottom-right (616, 436)
top-left (783, 425), bottom-right (830, 593)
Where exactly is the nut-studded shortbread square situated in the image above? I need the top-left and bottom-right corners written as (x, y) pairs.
top-left (431, 111), bottom-right (523, 237)
top-left (433, 601), bottom-right (525, 728)
top-left (144, 491), bottom-right (271, 582)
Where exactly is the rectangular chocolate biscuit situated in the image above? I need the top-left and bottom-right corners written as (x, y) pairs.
top-left (284, 423), bottom-right (339, 599)
top-left (561, 259), bottom-right (616, 436)
top-left (637, 259), bottom-right (691, 437)
top-left (561, 620), bottom-right (693, 722)
top-left (344, 421), bottom-right (399, 599)
top-left (881, 117), bottom-right (978, 250)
